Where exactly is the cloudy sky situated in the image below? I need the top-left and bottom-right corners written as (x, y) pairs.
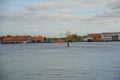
top-left (0, 0), bottom-right (120, 37)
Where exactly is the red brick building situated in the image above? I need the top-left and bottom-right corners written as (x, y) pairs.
top-left (88, 33), bottom-right (102, 41)
top-left (1, 36), bottom-right (44, 43)
top-left (2, 36), bottom-right (14, 43)
top-left (32, 36), bottom-right (44, 42)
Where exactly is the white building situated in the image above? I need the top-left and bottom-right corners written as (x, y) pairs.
top-left (101, 32), bottom-right (120, 41)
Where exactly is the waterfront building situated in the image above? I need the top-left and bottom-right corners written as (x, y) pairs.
top-left (101, 32), bottom-right (120, 41)
top-left (88, 33), bottom-right (102, 41)
top-left (2, 36), bottom-right (14, 43)
top-left (15, 36), bottom-right (27, 43)
top-left (1, 36), bottom-right (44, 44)
top-left (32, 36), bottom-right (44, 43)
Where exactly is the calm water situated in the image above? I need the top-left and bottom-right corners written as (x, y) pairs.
top-left (0, 42), bottom-right (120, 80)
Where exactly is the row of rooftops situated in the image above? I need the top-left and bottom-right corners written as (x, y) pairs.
top-left (1, 36), bottom-right (44, 44)
top-left (0, 36), bottom-right (66, 44)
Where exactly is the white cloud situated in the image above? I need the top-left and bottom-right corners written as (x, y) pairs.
top-left (0, 0), bottom-right (120, 37)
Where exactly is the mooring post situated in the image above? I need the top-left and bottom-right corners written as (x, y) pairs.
top-left (67, 40), bottom-right (70, 47)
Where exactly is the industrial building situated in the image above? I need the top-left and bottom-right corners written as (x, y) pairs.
top-left (87, 32), bottom-right (120, 41)
top-left (101, 32), bottom-right (120, 41)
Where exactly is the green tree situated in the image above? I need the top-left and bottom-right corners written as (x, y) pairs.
top-left (45, 37), bottom-right (52, 40)
top-left (6, 35), bottom-right (12, 37)
top-left (65, 34), bottom-right (83, 42)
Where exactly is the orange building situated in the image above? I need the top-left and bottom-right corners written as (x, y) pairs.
top-left (1, 36), bottom-right (44, 44)
top-left (2, 36), bottom-right (14, 43)
top-left (88, 33), bottom-right (102, 41)
top-left (16, 36), bottom-right (26, 42)
top-left (32, 36), bottom-right (44, 42)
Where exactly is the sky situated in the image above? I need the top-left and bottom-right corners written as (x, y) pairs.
top-left (0, 0), bottom-right (120, 37)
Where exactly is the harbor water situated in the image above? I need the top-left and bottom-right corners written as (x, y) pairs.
top-left (0, 42), bottom-right (120, 80)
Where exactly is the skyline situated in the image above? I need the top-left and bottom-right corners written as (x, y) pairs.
top-left (0, 0), bottom-right (120, 37)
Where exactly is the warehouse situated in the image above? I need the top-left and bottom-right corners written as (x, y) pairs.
top-left (101, 32), bottom-right (120, 41)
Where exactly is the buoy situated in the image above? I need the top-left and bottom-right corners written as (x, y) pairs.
top-left (67, 40), bottom-right (70, 47)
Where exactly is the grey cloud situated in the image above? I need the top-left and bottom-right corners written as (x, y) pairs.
top-left (26, 1), bottom-right (105, 11)
top-left (108, 0), bottom-right (120, 10)
top-left (84, 0), bottom-right (120, 24)
top-left (45, 0), bottom-right (108, 2)
top-left (0, 0), bottom-right (15, 4)
top-left (0, 0), bottom-right (9, 3)
top-left (85, 11), bottom-right (120, 24)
